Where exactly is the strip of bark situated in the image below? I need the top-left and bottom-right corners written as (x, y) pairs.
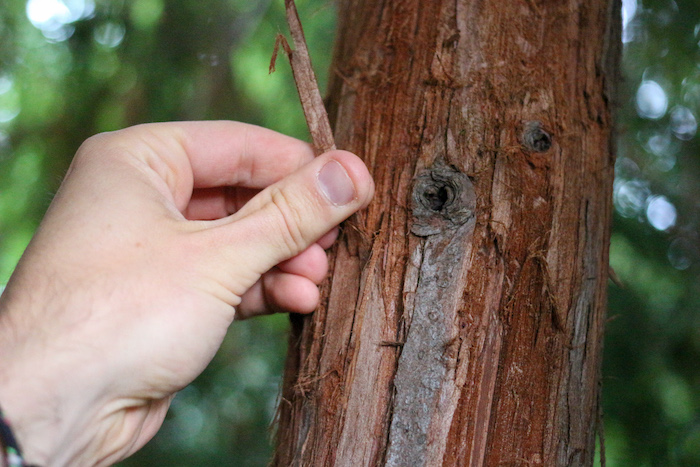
top-left (270, 0), bottom-right (335, 154)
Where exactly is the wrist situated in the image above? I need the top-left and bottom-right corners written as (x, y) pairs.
top-left (0, 286), bottom-right (107, 466)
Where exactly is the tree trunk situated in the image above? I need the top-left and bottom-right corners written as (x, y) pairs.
top-left (274, 0), bottom-right (620, 465)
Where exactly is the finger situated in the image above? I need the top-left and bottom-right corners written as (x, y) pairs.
top-left (184, 186), bottom-right (259, 220)
top-left (92, 121), bottom-right (315, 211)
top-left (206, 150), bottom-right (374, 295)
top-left (277, 243), bottom-right (329, 284)
top-left (236, 270), bottom-right (321, 320)
top-left (226, 241), bottom-right (330, 317)
top-left (317, 228), bottom-right (339, 249)
top-left (182, 187), bottom-right (228, 220)
top-left (178, 121), bottom-right (315, 189)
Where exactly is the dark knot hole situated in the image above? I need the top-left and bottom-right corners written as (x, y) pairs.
top-left (529, 129), bottom-right (552, 152)
top-left (522, 121), bottom-right (553, 153)
top-left (423, 184), bottom-right (451, 212)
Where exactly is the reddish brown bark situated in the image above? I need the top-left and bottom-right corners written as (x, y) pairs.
top-left (271, 0), bottom-right (336, 153)
top-left (274, 0), bottom-right (620, 465)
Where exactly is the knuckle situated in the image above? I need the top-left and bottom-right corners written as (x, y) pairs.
top-left (268, 187), bottom-right (308, 256)
top-left (76, 132), bottom-right (110, 158)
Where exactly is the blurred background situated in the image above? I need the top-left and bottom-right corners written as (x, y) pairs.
top-left (0, 0), bottom-right (698, 465)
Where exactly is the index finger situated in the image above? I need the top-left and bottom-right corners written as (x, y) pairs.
top-left (101, 121), bottom-right (316, 210)
top-left (179, 121), bottom-right (316, 189)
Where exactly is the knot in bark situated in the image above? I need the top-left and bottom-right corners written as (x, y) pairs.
top-left (411, 163), bottom-right (475, 236)
top-left (522, 121), bottom-right (552, 153)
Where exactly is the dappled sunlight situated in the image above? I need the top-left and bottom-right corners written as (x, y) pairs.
top-left (26, 0), bottom-right (95, 41)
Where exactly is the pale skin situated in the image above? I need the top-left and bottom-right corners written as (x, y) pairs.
top-left (0, 121), bottom-right (374, 466)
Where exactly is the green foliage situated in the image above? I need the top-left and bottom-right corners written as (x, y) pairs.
top-left (604, 1), bottom-right (700, 464)
top-left (0, 0), bottom-right (698, 465)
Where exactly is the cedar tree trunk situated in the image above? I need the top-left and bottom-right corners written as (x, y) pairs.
top-left (274, 0), bottom-right (620, 465)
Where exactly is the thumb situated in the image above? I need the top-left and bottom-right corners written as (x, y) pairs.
top-left (211, 150), bottom-right (374, 291)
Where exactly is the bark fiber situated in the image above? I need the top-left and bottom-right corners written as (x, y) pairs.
top-left (274, 0), bottom-right (620, 465)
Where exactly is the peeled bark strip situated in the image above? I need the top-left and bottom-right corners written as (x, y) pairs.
top-left (270, 0), bottom-right (336, 153)
top-left (274, 0), bottom-right (620, 465)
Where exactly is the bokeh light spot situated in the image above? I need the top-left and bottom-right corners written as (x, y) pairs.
top-left (667, 238), bottom-right (698, 270)
top-left (130, 0), bottom-right (164, 30)
top-left (646, 195), bottom-right (677, 231)
top-left (25, 0), bottom-right (95, 41)
top-left (614, 178), bottom-right (650, 218)
top-left (636, 80), bottom-right (668, 119)
top-left (643, 132), bottom-right (678, 172)
top-left (94, 21), bottom-right (126, 48)
top-left (622, 0), bottom-right (637, 43)
top-left (669, 106), bottom-right (697, 140)
top-left (0, 76), bottom-right (20, 124)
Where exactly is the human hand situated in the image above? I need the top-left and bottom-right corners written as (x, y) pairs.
top-left (0, 121), bottom-right (374, 466)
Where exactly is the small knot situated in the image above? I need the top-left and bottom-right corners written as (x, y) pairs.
top-left (522, 121), bottom-right (552, 153)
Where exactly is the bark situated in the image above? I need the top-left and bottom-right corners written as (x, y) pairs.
top-left (274, 0), bottom-right (620, 465)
